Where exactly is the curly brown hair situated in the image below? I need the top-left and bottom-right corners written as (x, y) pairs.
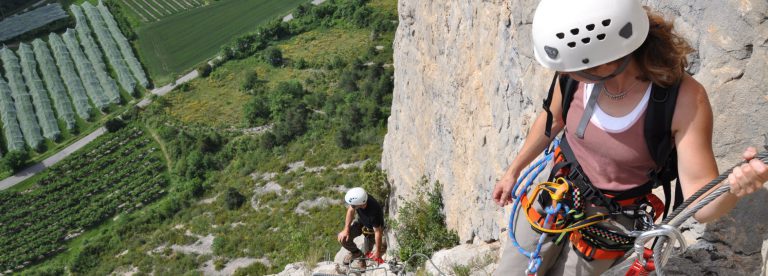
top-left (632, 8), bottom-right (694, 88)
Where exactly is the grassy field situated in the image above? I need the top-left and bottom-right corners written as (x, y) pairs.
top-left (119, 0), bottom-right (204, 22)
top-left (165, 26), bottom-right (371, 129)
top-left (136, 0), bottom-right (306, 85)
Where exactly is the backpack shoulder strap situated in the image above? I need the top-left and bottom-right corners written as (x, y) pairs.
top-left (643, 81), bottom-right (682, 218)
top-left (560, 75), bottom-right (579, 125)
top-left (543, 73), bottom-right (579, 138)
top-left (644, 82), bottom-right (680, 167)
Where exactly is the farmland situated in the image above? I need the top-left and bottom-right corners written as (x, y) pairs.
top-left (0, 1), bottom-right (150, 180)
top-left (135, 0), bottom-right (305, 84)
top-left (6, 0), bottom-right (399, 274)
top-left (0, 125), bottom-right (168, 272)
top-left (119, 0), bottom-right (204, 22)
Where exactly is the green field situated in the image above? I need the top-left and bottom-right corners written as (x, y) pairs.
top-left (136, 0), bottom-right (305, 84)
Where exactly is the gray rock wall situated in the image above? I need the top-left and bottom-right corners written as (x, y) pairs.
top-left (384, 0), bottom-right (768, 273)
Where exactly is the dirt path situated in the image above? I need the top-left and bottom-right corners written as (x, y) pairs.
top-left (147, 127), bottom-right (172, 170)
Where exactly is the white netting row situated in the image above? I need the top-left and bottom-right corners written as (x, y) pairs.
top-left (1, 47), bottom-right (44, 149)
top-left (83, 2), bottom-right (136, 94)
top-left (63, 29), bottom-right (111, 110)
top-left (32, 39), bottom-right (78, 130)
top-left (97, 1), bottom-right (149, 88)
top-left (71, 5), bottom-right (121, 104)
top-left (48, 33), bottom-right (93, 120)
top-left (18, 43), bottom-right (61, 140)
top-left (0, 79), bottom-right (25, 153)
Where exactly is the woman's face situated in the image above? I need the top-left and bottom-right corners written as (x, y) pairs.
top-left (563, 60), bottom-right (622, 83)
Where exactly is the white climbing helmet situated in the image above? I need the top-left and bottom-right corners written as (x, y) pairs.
top-left (531, 0), bottom-right (649, 72)
top-left (345, 187), bottom-right (368, 206)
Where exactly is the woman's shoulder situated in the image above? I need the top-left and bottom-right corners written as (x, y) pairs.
top-left (671, 74), bottom-right (712, 133)
top-left (678, 74), bottom-right (706, 98)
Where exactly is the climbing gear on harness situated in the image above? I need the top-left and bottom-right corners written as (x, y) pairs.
top-left (507, 138), bottom-right (560, 275)
top-left (361, 226), bottom-right (375, 236)
top-left (532, 0), bottom-right (649, 72)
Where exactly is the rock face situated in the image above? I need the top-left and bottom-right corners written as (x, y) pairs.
top-left (383, 0), bottom-right (768, 273)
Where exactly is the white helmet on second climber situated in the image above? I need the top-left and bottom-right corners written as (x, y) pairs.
top-left (531, 0), bottom-right (649, 72)
top-left (345, 187), bottom-right (368, 206)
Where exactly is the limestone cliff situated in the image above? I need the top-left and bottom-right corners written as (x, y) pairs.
top-left (383, 0), bottom-right (768, 274)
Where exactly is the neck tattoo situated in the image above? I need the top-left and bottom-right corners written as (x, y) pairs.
top-left (601, 79), bottom-right (641, 101)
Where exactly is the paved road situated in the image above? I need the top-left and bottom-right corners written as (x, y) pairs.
top-left (0, 127), bottom-right (107, 190)
top-left (0, 66), bottom-right (200, 190)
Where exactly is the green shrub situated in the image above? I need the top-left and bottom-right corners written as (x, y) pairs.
top-left (244, 95), bottom-right (270, 127)
top-left (360, 161), bottom-right (389, 204)
top-left (4, 150), bottom-right (29, 172)
top-left (241, 71), bottom-right (261, 93)
top-left (198, 63), bottom-right (213, 77)
top-left (224, 187), bottom-right (245, 210)
top-left (104, 118), bottom-right (126, 132)
top-left (391, 177), bottom-right (459, 269)
top-left (264, 47), bottom-right (283, 67)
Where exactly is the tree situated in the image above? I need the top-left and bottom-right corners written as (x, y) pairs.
top-left (352, 6), bottom-right (373, 28)
top-left (268, 81), bottom-right (306, 120)
top-left (198, 133), bottom-right (222, 153)
top-left (4, 150), bottom-right (29, 172)
top-left (335, 124), bottom-right (355, 149)
top-left (104, 118), bottom-right (126, 132)
top-left (198, 63), bottom-right (212, 77)
top-left (338, 70), bottom-right (358, 92)
top-left (224, 187), bottom-right (245, 210)
top-left (264, 47), bottom-right (283, 67)
top-left (241, 71), bottom-right (262, 93)
top-left (244, 95), bottom-right (271, 126)
top-left (272, 104), bottom-right (309, 145)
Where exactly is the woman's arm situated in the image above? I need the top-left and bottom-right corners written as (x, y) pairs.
top-left (492, 75), bottom-right (566, 206)
top-left (671, 75), bottom-right (768, 223)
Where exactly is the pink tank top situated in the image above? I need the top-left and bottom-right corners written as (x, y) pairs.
top-left (563, 83), bottom-right (657, 191)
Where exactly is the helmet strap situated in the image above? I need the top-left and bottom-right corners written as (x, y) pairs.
top-left (572, 56), bottom-right (631, 82)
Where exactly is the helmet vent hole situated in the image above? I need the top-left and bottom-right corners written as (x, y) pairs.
top-left (581, 37), bottom-right (591, 44)
top-left (619, 22), bottom-right (633, 38)
top-left (582, 58), bottom-right (590, 64)
top-left (586, 24), bottom-right (595, 31)
top-left (602, 19), bottom-right (611, 27)
top-left (544, 46), bottom-right (559, 59)
top-left (570, 28), bottom-right (579, 35)
top-left (596, 33), bottom-right (606, 40)
top-left (556, 32), bottom-right (565, 39)
top-left (567, 42), bottom-right (576, 48)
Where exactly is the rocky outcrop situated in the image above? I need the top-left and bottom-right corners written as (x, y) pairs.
top-left (384, 0), bottom-right (768, 273)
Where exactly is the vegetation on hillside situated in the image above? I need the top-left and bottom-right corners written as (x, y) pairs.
top-left (390, 178), bottom-right (460, 269)
top-left (18, 0), bottom-right (399, 274)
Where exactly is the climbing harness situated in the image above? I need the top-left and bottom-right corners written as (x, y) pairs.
top-left (361, 226), bottom-right (375, 236)
top-left (507, 136), bottom-right (662, 275)
top-left (510, 136), bottom-right (768, 276)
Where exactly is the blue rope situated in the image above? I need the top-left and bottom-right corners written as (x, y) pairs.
top-left (507, 138), bottom-right (560, 275)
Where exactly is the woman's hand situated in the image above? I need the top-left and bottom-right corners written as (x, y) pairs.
top-left (492, 169), bottom-right (521, 207)
top-left (728, 147), bottom-right (768, 197)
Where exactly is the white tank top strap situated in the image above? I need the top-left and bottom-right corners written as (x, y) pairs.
top-left (582, 83), bottom-right (652, 133)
